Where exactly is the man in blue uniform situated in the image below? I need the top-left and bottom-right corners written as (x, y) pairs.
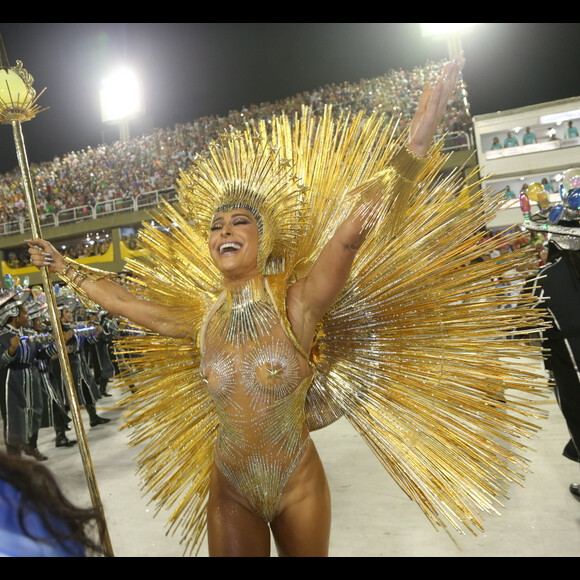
top-left (522, 188), bottom-right (580, 502)
top-left (51, 297), bottom-right (110, 428)
top-left (0, 290), bottom-right (55, 460)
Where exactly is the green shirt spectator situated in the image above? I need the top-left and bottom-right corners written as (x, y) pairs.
top-left (504, 132), bottom-right (519, 148)
top-left (522, 127), bottom-right (536, 145)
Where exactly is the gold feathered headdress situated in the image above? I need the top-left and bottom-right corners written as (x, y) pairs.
top-left (177, 127), bottom-right (308, 274)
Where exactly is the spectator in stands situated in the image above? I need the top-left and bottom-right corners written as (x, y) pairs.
top-left (491, 136), bottom-right (502, 150)
top-left (5, 251), bottom-right (22, 269)
top-left (504, 131), bottom-right (519, 148)
top-left (522, 127), bottom-right (537, 145)
top-left (567, 120), bottom-right (579, 139)
top-left (504, 185), bottom-right (516, 200)
top-left (541, 177), bottom-right (553, 194)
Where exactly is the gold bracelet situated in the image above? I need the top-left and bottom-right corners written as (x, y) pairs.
top-left (59, 257), bottom-right (116, 304)
top-left (390, 144), bottom-right (431, 183)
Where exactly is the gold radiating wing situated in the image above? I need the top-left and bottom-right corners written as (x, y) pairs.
top-left (311, 170), bottom-right (549, 533)
top-left (113, 105), bottom-right (549, 555)
top-left (114, 201), bottom-right (221, 555)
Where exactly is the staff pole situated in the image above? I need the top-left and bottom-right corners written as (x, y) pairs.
top-left (0, 36), bottom-right (114, 557)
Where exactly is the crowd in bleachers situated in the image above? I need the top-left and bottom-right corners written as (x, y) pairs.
top-left (0, 58), bottom-right (472, 234)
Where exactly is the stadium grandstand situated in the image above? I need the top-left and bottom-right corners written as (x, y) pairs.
top-left (0, 57), bottom-right (476, 285)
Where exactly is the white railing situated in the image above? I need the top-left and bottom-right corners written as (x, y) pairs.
top-left (0, 188), bottom-right (178, 237)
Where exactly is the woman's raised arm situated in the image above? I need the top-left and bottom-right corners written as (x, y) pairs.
top-left (288, 55), bottom-right (465, 348)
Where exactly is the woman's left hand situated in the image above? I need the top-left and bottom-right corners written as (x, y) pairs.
top-left (408, 53), bottom-right (465, 157)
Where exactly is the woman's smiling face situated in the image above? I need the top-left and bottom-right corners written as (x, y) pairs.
top-left (209, 208), bottom-right (261, 280)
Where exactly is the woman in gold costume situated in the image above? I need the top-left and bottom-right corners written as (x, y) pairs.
top-left (27, 56), bottom-right (549, 557)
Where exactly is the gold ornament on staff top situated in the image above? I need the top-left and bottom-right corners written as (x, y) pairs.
top-left (0, 34), bottom-right (114, 557)
top-left (0, 59), bottom-right (47, 122)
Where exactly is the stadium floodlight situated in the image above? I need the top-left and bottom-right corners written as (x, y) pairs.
top-left (100, 66), bottom-right (143, 141)
top-left (420, 23), bottom-right (477, 38)
top-left (420, 23), bottom-right (478, 59)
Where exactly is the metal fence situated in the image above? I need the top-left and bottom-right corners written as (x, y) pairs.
top-left (0, 188), bottom-right (178, 237)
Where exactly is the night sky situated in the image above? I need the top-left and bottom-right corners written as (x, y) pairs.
top-left (1, 23), bottom-right (579, 174)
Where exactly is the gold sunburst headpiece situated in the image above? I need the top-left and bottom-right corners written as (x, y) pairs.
top-left (177, 126), bottom-right (308, 274)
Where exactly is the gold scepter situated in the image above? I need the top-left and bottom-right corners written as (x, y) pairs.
top-left (0, 35), bottom-right (114, 557)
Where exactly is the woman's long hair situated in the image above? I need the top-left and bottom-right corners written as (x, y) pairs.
top-left (0, 451), bottom-right (103, 556)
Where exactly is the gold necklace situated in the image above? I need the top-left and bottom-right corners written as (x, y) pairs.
top-left (212, 276), bottom-right (278, 346)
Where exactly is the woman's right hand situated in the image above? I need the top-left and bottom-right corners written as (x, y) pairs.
top-left (27, 238), bottom-right (65, 275)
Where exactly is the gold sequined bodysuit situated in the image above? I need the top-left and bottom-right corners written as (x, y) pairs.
top-left (200, 276), bottom-right (312, 522)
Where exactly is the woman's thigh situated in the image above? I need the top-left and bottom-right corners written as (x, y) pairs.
top-left (270, 444), bottom-right (331, 557)
top-left (206, 464), bottom-right (272, 557)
